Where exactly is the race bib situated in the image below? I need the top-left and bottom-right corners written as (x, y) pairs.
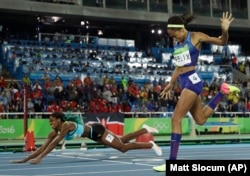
top-left (188, 73), bottom-right (201, 84)
top-left (173, 45), bottom-right (191, 67)
top-left (105, 134), bottom-right (114, 143)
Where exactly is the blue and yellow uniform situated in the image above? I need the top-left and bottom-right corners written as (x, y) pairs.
top-left (173, 32), bottom-right (203, 95)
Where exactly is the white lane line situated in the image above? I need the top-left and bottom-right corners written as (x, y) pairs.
top-left (36, 169), bottom-right (153, 176)
top-left (53, 153), bottom-right (157, 167)
top-left (0, 163), bottom-right (123, 172)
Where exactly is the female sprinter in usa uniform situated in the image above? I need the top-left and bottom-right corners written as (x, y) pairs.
top-left (11, 112), bottom-right (162, 164)
top-left (153, 11), bottom-right (240, 172)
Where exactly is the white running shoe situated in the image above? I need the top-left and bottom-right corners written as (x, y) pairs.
top-left (142, 124), bottom-right (159, 133)
top-left (149, 141), bottom-right (162, 156)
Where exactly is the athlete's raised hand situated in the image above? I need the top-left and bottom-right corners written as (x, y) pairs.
top-left (221, 11), bottom-right (234, 31)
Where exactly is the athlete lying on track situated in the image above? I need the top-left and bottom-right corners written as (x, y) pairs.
top-left (11, 112), bottom-right (162, 164)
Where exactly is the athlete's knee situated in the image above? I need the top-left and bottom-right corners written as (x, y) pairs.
top-left (120, 137), bottom-right (126, 143)
top-left (118, 146), bottom-right (127, 153)
top-left (172, 116), bottom-right (182, 126)
top-left (194, 118), bottom-right (206, 125)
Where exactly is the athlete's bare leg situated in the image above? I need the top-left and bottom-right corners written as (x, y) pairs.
top-left (120, 128), bottom-right (148, 143)
top-left (99, 130), bottom-right (152, 152)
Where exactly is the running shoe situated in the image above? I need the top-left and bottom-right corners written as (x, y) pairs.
top-left (142, 124), bottom-right (159, 133)
top-left (153, 163), bottom-right (166, 172)
top-left (149, 141), bottom-right (162, 156)
top-left (220, 83), bottom-right (240, 95)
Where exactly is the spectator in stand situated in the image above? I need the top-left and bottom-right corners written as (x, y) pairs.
top-left (0, 103), bottom-right (4, 119)
top-left (121, 76), bottom-right (128, 91)
top-left (41, 73), bottom-right (50, 81)
top-left (121, 100), bottom-right (131, 117)
top-left (27, 97), bottom-right (35, 117)
top-left (109, 76), bottom-right (116, 86)
top-left (110, 84), bottom-right (118, 104)
top-left (140, 102), bottom-right (150, 117)
top-left (100, 99), bottom-right (109, 113)
top-left (68, 85), bottom-right (78, 102)
top-left (231, 53), bottom-right (238, 69)
top-left (140, 86), bottom-right (149, 104)
top-left (215, 103), bottom-right (226, 117)
top-left (238, 99), bottom-right (247, 117)
top-left (147, 87), bottom-right (154, 103)
top-left (153, 101), bottom-right (160, 113)
top-left (96, 75), bottom-right (104, 92)
top-left (87, 98), bottom-right (97, 113)
top-left (158, 77), bottom-right (164, 86)
top-left (146, 100), bottom-right (154, 113)
top-left (153, 82), bottom-right (161, 102)
top-left (44, 77), bottom-right (53, 93)
top-left (84, 84), bottom-right (93, 103)
top-left (68, 100), bottom-right (78, 112)
top-left (4, 84), bottom-right (12, 105)
top-left (34, 99), bottom-right (45, 118)
top-left (239, 61), bottom-right (246, 74)
top-left (47, 101), bottom-right (60, 112)
top-left (227, 91), bottom-right (240, 109)
top-left (32, 85), bottom-right (43, 104)
top-left (74, 76), bottom-right (83, 88)
top-left (116, 87), bottom-right (125, 103)
top-left (246, 99), bottom-right (250, 112)
top-left (104, 74), bottom-right (110, 89)
top-left (107, 101), bottom-right (117, 112)
top-left (0, 91), bottom-right (9, 113)
top-left (8, 78), bottom-right (20, 90)
top-left (32, 81), bottom-right (42, 91)
top-left (54, 77), bottom-right (64, 92)
top-left (0, 75), bottom-right (6, 91)
top-left (102, 87), bottom-right (112, 103)
top-left (22, 73), bottom-right (31, 87)
top-left (84, 73), bottom-right (93, 87)
top-left (127, 81), bottom-right (140, 106)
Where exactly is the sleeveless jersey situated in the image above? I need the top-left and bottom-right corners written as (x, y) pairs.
top-left (173, 32), bottom-right (199, 67)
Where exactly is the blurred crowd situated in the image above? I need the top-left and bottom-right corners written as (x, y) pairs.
top-left (0, 72), bottom-right (249, 119)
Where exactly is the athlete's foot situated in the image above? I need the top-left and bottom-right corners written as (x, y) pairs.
top-left (149, 141), bottom-right (162, 156)
top-left (220, 83), bottom-right (240, 95)
top-left (153, 163), bottom-right (166, 172)
top-left (142, 124), bottom-right (159, 133)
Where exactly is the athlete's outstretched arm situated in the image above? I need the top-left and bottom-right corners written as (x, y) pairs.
top-left (10, 131), bottom-right (57, 163)
top-left (29, 123), bottom-right (71, 164)
top-left (195, 12), bottom-right (234, 46)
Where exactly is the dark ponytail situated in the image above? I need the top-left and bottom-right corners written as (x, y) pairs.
top-left (167, 11), bottom-right (195, 28)
top-left (181, 11), bottom-right (195, 25)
